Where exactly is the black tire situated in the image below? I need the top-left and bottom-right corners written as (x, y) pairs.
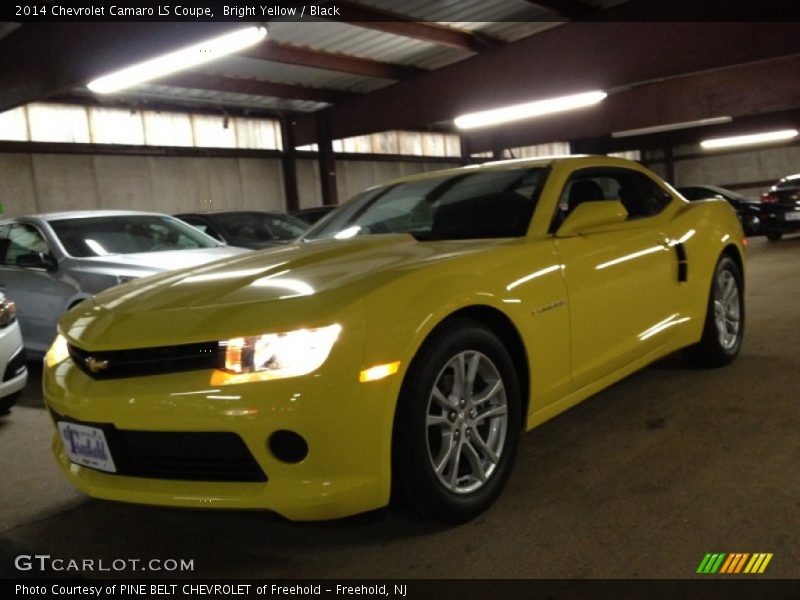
top-left (766, 231), bottom-right (783, 241)
top-left (683, 255), bottom-right (744, 368)
top-left (0, 393), bottom-right (18, 415)
top-left (392, 318), bottom-right (522, 524)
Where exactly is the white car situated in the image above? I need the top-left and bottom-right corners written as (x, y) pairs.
top-left (0, 293), bottom-right (27, 414)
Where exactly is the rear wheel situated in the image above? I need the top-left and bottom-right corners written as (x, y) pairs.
top-left (392, 319), bottom-right (522, 524)
top-left (766, 231), bottom-right (783, 241)
top-left (683, 255), bottom-right (744, 367)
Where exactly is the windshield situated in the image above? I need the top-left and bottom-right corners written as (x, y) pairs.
top-left (304, 167), bottom-right (545, 241)
top-left (49, 215), bottom-right (221, 257)
top-left (214, 213), bottom-right (307, 242)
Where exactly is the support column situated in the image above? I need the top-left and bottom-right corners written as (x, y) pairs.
top-left (664, 145), bottom-right (676, 184)
top-left (459, 136), bottom-right (472, 166)
top-left (316, 112), bottom-right (338, 205)
top-left (280, 116), bottom-right (299, 212)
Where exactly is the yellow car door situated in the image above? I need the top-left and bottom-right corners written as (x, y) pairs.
top-left (552, 167), bottom-right (683, 389)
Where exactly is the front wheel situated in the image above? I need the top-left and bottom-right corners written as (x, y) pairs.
top-left (0, 393), bottom-right (18, 415)
top-left (392, 319), bottom-right (522, 524)
top-left (683, 255), bottom-right (744, 367)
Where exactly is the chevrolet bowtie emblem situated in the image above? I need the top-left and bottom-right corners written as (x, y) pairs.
top-left (85, 356), bottom-right (109, 373)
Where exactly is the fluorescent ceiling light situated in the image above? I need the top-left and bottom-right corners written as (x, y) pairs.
top-left (612, 116), bottom-right (732, 138)
top-left (87, 26), bottom-right (267, 94)
top-left (454, 90), bottom-right (607, 130)
top-left (700, 129), bottom-right (798, 150)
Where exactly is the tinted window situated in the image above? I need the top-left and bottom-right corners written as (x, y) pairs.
top-left (305, 168), bottom-right (545, 241)
top-left (775, 176), bottom-right (800, 190)
top-left (49, 216), bottom-right (219, 257)
top-left (1, 223), bottom-right (52, 266)
top-left (180, 217), bottom-right (224, 242)
top-left (214, 213), bottom-right (306, 242)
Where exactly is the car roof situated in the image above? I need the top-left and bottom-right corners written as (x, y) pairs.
top-left (373, 154), bottom-right (643, 188)
top-left (3, 210), bottom-right (172, 223)
top-left (176, 210), bottom-right (287, 216)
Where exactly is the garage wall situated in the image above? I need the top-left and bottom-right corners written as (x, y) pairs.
top-left (643, 143), bottom-right (800, 198)
top-left (671, 145), bottom-right (800, 197)
top-left (0, 152), bottom-right (460, 216)
top-left (0, 152), bottom-right (286, 217)
top-left (296, 158), bottom-right (461, 208)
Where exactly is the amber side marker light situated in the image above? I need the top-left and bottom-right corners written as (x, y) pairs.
top-left (359, 361), bottom-right (401, 383)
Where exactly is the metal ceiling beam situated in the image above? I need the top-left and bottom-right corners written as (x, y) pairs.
top-left (161, 73), bottom-right (356, 105)
top-left (463, 54), bottom-right (800, 153)
top-left (605, 109), bottom-right (800, 155)
top-left (525, 0), bottom-right (601, 20)
top-left (333, 1), bottom-right (502, 53)
top-left (0, 23), bottom-right (244, 112)
top-left (240, 40), bottom-right (423, 80)
top-left (292, 22), bottom-right (800, 145)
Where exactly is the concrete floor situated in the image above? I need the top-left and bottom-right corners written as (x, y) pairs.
top-left (1, 236), bottom-right (798, 579)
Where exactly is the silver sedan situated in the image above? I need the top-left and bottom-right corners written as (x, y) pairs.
top-left (0, 210), bottom-right (249, 355)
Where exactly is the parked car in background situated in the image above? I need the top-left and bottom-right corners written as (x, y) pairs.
top-left (0, 292), bottom-right (27, 414)
top-left (175, 211), bottom-right (308, 249)
top-left (291, 206), bottom-right (337, 226)
top-left (759, 174), bottom-right (800, 241)
top-left (0, 211), bottom-right (249, 355)
top-left (677, 185), bottom-right (762, 236)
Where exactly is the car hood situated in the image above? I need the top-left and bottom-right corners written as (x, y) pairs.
top-left (63, 234), bottom-right (511, 349)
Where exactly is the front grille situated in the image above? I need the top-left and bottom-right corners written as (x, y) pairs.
top-left (116, 430), bottom-right (268, 482)
top-left (69, 341), bottom-right (222, 379)
top-left (3, 348), bottom-right (26, 382)
top-left (52, 412), bottom-right (267, 482)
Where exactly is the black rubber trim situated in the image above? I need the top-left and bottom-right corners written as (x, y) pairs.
top-left (68, 341), bottom-right (222, 379)
top-left (51, 411), bottom-right (267, 483)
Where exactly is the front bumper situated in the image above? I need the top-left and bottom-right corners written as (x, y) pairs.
top-left (44, 334), bottom-right (402, 521)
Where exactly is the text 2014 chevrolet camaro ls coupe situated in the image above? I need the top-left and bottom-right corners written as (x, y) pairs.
top-left (44, 156), bottom-right (745, 523)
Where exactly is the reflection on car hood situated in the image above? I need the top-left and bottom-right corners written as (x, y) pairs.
top-left (62, 234), bottom-right (511, 349)
top-left (77, 246), bottom-right (250, 274)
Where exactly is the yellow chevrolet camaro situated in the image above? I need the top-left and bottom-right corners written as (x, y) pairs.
top-left (44, 156), bottom-right (745, 523)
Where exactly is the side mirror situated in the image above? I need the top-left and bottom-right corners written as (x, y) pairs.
top-left (16, 252), bottom-right (57, 271)
top-left (556, 200), bottom-right (629, 237)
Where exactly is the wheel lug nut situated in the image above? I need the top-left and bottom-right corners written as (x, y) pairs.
top-left (460, 399), bottom-right (466, 408)
top-left (466, 428), bottom-right (472, 437)
top-left (448, 410), bottom-right (457, 422)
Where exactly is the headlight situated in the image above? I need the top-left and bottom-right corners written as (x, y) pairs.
top-left (217, 324), bottom-right (341, 383)
top-left (0, 296), bottom-right (16, 328)
top-left (46, 334), bottom-right (70, 368)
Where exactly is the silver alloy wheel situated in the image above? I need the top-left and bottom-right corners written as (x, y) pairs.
top-left (714, 269), bottom-right (740, 350)
top-left (426, 350), bottom-right (508, 495)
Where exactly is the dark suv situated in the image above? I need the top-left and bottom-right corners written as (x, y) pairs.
top-left (760, 174), bottom-right (800, 241)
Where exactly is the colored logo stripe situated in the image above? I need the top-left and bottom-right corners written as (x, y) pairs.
top-left (697, 553), bottom-right (773, 574)
top-left (697, 553), bottom-right (726, 574)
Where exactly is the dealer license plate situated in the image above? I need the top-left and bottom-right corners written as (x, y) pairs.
top-left (57, 422), bottom-right (117, 473)
top-left (785, 211), bottom-right (800, 221)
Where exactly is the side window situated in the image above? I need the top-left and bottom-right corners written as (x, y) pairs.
top-left (552, 168), bottom-right (671, 231)
top-left (3, 223), bottom-right (51, 266)
top-left (630, 171), bottom-right (672, 216)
